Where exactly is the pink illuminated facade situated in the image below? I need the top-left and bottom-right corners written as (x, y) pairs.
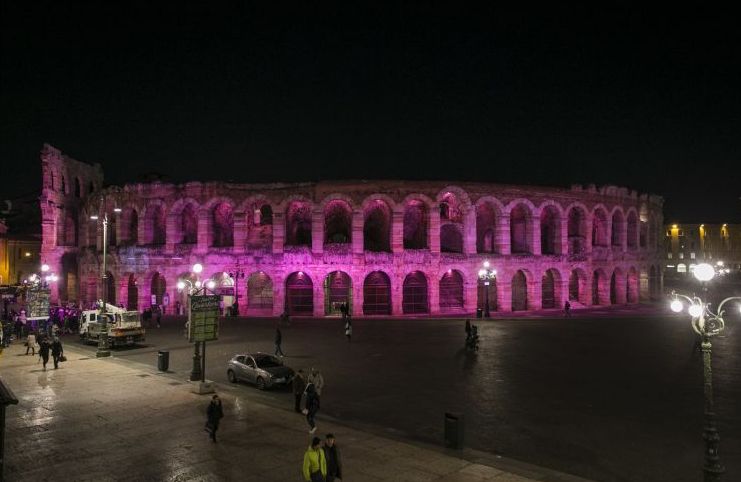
top-left (40, 144), bottom-right (664, 317)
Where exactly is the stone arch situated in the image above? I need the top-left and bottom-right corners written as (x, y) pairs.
top-left (626, 209), bottom-right (639, 250)
top-left (539, 203), bottom-right (562, 255)
top-left (566, 203), bottom-right (589, 255)
top-left (476, 197), bottom-right (504, 254)
top-left (363, 197), bottom-right (392, 252)
top-left (363, 271), bottom-right (391, 315)
top-left (59, 212), bottom-right (78, 246)
top-left (239, 196), bottom-right (274, 249)
top-left (592, 205), bottom-right (609, 247)
top-left (568, 268), bottom-right (588, 305)
top-left (626, 267), bottom-right (639, 303)
top-left (285, 198), bottom-right (313, 247)
top-left (324, 199), bottom-right (353, 244)
top-left (142, 201), bottom-right (167, 246)
top-left (439, 269), bottom-right (465, 312)
top-left (126, 273), bottom-right (139, 310)
top-left (170, 198), bottom-right (200, 245)
top-left (592, 268), bottom-right (609, 305)
top-left (120, 206), bottom-right (139, 245)
top-left (402, 271), bottom-right (429, 314)
top-left (436, 186), bottom-right (472, 212)
top-left (610, 267), bottom-right (626, 304)
top-left (511, 270), bottom-right (529, 311)
top-left (402, 194), bottom-right (432, 250)
top-left (324, 271), bottom-right (352, 315)
top-left (508, 201), bottom-right (534, 254)
top-left (541, 268), bottom-right (562, 309)
top-left (439, 190), bottom-right (467, 253)
top-left (285, 271), bottom-right (313, 315)
top-left (210, 201), bottom-right (234, 247)
top-left (610, 207), bottom-right (625, 248)
top-left (247, 271), bottom-right (273, 313)
top-left (150, 272), bottom-right (167, 306)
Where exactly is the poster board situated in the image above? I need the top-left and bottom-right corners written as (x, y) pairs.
top-left (26, 287), bottom-right (51, 320)
top-left (188, 295), bottom-right (220, 342)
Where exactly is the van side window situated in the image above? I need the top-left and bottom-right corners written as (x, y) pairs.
top-left (90, 314), bottom-right (96, 321)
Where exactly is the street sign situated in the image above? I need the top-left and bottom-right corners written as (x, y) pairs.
top-left (26, 288), bottom-right (50, 320)
top-left (188, 295), bottom-right (220, 342)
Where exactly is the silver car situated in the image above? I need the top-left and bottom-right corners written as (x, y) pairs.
top-left (226, 353), bottom-right (295, 390)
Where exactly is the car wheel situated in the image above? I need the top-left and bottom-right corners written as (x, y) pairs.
top-left (227, 370), bottom-right (237, 383)
top-left (256, 377), bottom-right (266, 390)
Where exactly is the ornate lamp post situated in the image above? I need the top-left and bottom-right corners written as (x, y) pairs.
top-left (179, 263), bottom-right (213, 381)
top-left (670, 262), bottom-right (741, 482)
top-left (477, 261), bottom-right (497, 318)
top-left (90, 205), bottom-right (121, 358)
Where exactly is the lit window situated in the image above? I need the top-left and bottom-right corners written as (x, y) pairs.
top-left (679, 253), bottom-right (684, 259)
top-left (689, 264), bottom-right (697, 272)
top-left (667, 253), bottom-right (672, 259)
top-left (677, 264), bottom-right (687, 273)
top-left (690, 252), bottom-right (695, 259)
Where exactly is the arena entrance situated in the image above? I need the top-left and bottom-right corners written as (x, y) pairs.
top-left (541, 270), bottom-right (556, 309)
top-left (324, 271), bottom-right (351, 316)
top-left (477, 278), bottom-right (497, 313)
top-left (247, 272), bottom-right (273, 314)
top-left (439, 270), bottom-right (464, 312)
top-left (363, 271), bottom-right (391, 315)
top-left (511, 270), bottom-right (528, 311)
top-left (127, 274), bottom-right (138, 310)
top-left (403, 271), bottom-right (428, 314)
top-left (286, 272), bottom-right (313, 315)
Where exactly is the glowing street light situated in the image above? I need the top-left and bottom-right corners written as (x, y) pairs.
top-left (193, 263), bottom-right (203, 274)
top-left (41, 264), bottom-right (50, 273)
top-left (670, 299), bottom-right (683, 313)
top-left (693, 263), bottom-right (715, 282)
top-left (478, 261), bottom-right (497, 318)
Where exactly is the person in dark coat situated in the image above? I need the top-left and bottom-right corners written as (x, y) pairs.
top-left (564, 301), bottom-right (572, 318)
top-left (38, 338), bottom-right (51, 371)
top-left (274, 326), bottom-right (285, 356)
top-left (205, 394), bottom-right (224, 442)
top-left (304, 383), bottom-right (320, 434)
top-left (51, 337), bottom-right (64, 369)
top-left (323, 433), bottom-right (343, 482)
top-left (293, 369), bottom-right (307, 413)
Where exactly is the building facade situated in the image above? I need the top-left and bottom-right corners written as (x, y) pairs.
top-left (39, 144), bottom-right (664, 316)
top-left (664, 223), bottom-right (741, 277)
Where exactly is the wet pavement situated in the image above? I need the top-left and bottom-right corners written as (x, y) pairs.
top-left (0, 342), bottom-right (587, 482)
top-left (39, 307), bottom-right (741, 481)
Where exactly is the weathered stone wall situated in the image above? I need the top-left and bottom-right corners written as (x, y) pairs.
top-left (40, 146), bottom-right (664, 316)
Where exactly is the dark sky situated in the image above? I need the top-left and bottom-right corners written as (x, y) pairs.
top-left (2, 3), bottom-right (740, 222)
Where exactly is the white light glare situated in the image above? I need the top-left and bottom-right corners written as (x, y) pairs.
top-left (693, 263), bottom-right (715, 282)
top-left (113, 207), bottom-right (122, 213)
top-left (688, 304), bottom-right (703, 318)
top-left (195, 280), bottom-right (202, 288)
top-left (478, 269), bottom-right (486, 278)
top-left (192, 263), bottom-right (203, 274)
top-left (176, 281), bottom-right (186, 290)
top-left (483, 260), bottom-right (490, 268)
top-left (670, 300), bottom-right (683, 313)
top-left (206, 280), bottom-right (216, 289)
top-left (90, 215), bottom-right (99, 220)
top-left (41, 264), bottom-right (50, 272)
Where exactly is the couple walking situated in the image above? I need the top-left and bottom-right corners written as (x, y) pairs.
top-left (303, 433), bottom-right (343, 482)
top-left (293, 367), bottom-right (324, 434)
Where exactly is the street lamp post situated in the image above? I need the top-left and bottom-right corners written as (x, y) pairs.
top-left (179, 263), bottom-right (206, 381)
top-left (90, 205), bottom-right (120, 358)
top-left (478, 261), bottom-right (497, 318)
top-left (669, 262), bottom-right (741, 482)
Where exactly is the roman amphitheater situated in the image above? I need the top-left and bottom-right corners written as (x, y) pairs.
top-left (40, 144), bottom-right (664, 317)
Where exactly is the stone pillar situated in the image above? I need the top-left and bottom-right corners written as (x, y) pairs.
top-left (312, 209), bottom-right (324, 255)
top-left (428, 273), bottom-right (439, 315)
top-left (559, 275), bottom-right (569, 309)
top-left (313, 278), bottom-right (324, 317)
top-left (392, 209), bottom-right (404, 253)
top-left (137, 214), bottom-right (147, 246)
top-left (165, 214), bottom-right (178, 254)
top-left (584, 217), bottom-right (593, 254)
top-left (531, 218), bottom-right (541, 255)
top-left (352, 275), bottom-right (363, 317)
top-left (464, 277), bottom-right (477, 314)
top-left (496, 214), bottom-right (511, 255)
top-left (233, 212), bottom-right (246, 254)
top-left (429, 209), bottom-right (440, 254)
top-left (614, 272), bottom-right (627, 304)
top-left (391, 273), bottom-right (403, 315)
top-left (197, 209), bottom-right (209, 253)
top-left (273, 274), bottom-right (285, 316)
top-left (114, 212), bottom-right (123, 247)
top-left (463, 210), bottom-right (477, 255)
top-left (272, 212), bottom-right (285, 254)
top-left (620, 220), bottom-right (628, 253)
top-left (498, 273), bottom-right (512, 312)
top-left (528, 274), bottom-right (541, 311)
top-left (352, 211), bottom-right (364, 255)
top-left (558, 218), bottom-right (568, 255)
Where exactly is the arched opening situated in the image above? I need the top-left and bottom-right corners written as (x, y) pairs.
top-left (61, 175), bottom-right (66, 194)
top-left (592, 208), bottom-right (609, 247)
top-left (121, 208), bottom-right (139, 245)
top-left (476, 202), bottom-right (498, 254)
top-left (439, 192), bottom-right (464, 253)
top-left (540, 206), bottom-right (560, 255)
top-left (610, 271), bottom-right (619, 304)
top-left (363, 271), bottom-right (391, 315)
top-left (640, 221), bottom-right (648, 248)
top-left (246, 202), bottom-right (273, 250)
top-left (285, 272), bottom-right (313, 315)
top-left (105, 271), bottom-right (116, 305)
top-left (150, 272), bottom-right (166, 307)
top-left (209, 272), bottom-right (235, 312)
top-left (363, 200), bottom-right (391, 252)
top-left (403, 200), bottom-right (428, 249)
top-left (60, 252), bottom-right (78, 302)
top-left (541, 269), bottom-right (559, 309)
top-left (286, 201), bottom-right (312, 246)
top-left (145, 204), bottom-right (166, 246)
top-left (592, 269), bottom-right (607, 305)
top-left (626, 268), bottom-right (639, 303)
top-left (324, 271), bottom-right (352, 315)
top-left (626, 211), bottom-right (638, 250)
top-left (247, 272), bottom-right (273, 313)
top-left (611, 210), bottom-right (624, 248)
top-left (569, 269), bottom-right (587, 304)
top-left (439, 270), bottom-right (464, 312)
top-left (511, 270), bottom-right (528, 311)
top-left (567, 206), bottom-right (587, 255)
top-left (127, 274), bottom-right (138, 310)
top-left (402, 271), bottom-right (428, 314)
top-left (181, 204), bottom-right (198, 244)
top-left (510, 204), bottom-right (531, 254)
top-left (59, 214), bottom-right (77, 246)
top-left (324, 200), bottom-right (352, 244)
top-left (211, 202), bottom-right (234, 247)
top-left (477, 276), bottom-right (497, 312)
top-left (259, 204), bottom-right (273, 225)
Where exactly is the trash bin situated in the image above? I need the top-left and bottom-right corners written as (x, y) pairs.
top-left (444, 412), bottom-right (464, 449)
top-left (157, 350), bottom-right (169, 372)
top-left (476, 308), bottom-right (483, 319)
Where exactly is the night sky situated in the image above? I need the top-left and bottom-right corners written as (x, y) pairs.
top-left (2, 4), bottom-right (740, 222)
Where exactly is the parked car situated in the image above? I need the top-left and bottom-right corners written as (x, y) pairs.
top-left (227, 352), bottom-right (296, 390)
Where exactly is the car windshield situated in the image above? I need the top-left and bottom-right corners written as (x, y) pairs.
top-left (254, 355), bottom-right (282, 368)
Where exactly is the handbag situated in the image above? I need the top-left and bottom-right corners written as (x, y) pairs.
top-left (59, 355), bottom-right (67, 362)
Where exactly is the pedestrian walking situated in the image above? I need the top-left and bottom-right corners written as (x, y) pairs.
top-left (323, 433), bottom-right (343, 482)
top-left (38, 338), bottom-right (51, 371)
top-left (303, 436), bottom-right (327, 482)
top-left (344, 318), bottom-right (352, 343)
top-left (293, 369), bottom-right (307, 413)
top-left (308, 367), bottom-right (324, 395)
top-left (26, 332), bottom-right (37, 356)
top-left (465, 319), bottom-right (471, 337)
top-left (205, 394), bottom-right (224, 442)
top-left (304, 383), bottom-right (320, 434)
top-left (156, 306), bottom-right (162, 328)
top-left (274, 326), bottom-right (285, 357)
top-left (51, 337), bottom-right (64, 369)
top-left (564, 300), bottom-right (572, 318)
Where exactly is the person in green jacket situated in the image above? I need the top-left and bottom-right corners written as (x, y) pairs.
top-left (303, 436), bottom-right (327, 482)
